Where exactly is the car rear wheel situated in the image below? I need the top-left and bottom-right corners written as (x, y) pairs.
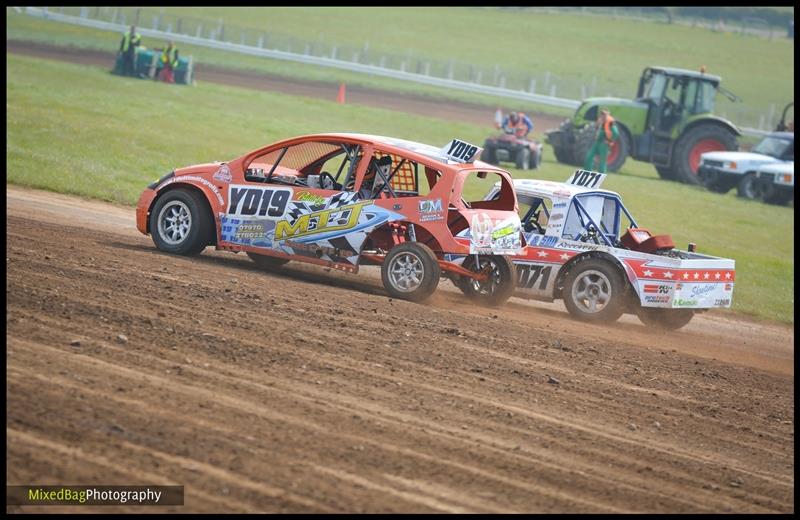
top-left (637, 308), bottom-right (694, 330)
top-left (562, 258), bottom-right (626, 323)
top-left (381, 242), bottom-right (441, 302)
top-left (247, 252), bottom-right (289, 269)
top-left (456, 255), bottom-right (517, 307)
top-left (150, 188), bottom-right (212, 256)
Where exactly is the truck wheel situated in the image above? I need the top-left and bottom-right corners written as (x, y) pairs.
top-left (655, 165), bottom-right (676, 180)
top-left (562, 258), bottom-right (626, 323)
top-left (382, 242), bottom-right (441, 302)
top-left (637, 308), bottom-right (694, 330)
top-left (247, 252), bottom-right (289, 269)
top-left (672, 125), bottom-right (737, 185)
top-left (456, 255), bottom-right (517, 307)
top-left (515, 147), bottom-right (531, 170)
top-left (736, 173), bottom-right (762, 200)
top-left (481, 141), bottom-right (498, 165)
top-left (150, 188), bottom-right (212, 256)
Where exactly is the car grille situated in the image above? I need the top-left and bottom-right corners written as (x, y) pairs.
top-left (703, 160), bottom-right (724, 168)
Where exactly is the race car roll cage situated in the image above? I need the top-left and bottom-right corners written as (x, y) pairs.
top-left (521, 192), bottom-right (639, 247)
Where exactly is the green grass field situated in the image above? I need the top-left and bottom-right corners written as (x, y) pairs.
top-left (6, 54), bottom-right (793, 323)
top-left (6, 7), bottom-right (793, 125)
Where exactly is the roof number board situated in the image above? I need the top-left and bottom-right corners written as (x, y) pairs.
top-left (442, 139), bottom-right (482, 163)
top-left (567, 169), bottom-right (606, 188)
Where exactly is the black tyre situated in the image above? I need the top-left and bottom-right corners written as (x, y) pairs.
top-left (762, 189), bottom-right (793, 206)
top-left (456, 255), bottom-right (517, 307)
top-left (672, 125), bottom-right (738, 185)
top-left (562, 257), bottom-right (627, 323)
top-left (552, 145), bottom-right (572, 164)
top-left (515, 147), bottom-right (531, 170)
top-left (381, 242), bottom-right (441, 302)
top-left (637, 308), bottom-right (694, 331)
top-left (481, 141), bottom-right (498, 165)
top-left (655, 165), bottom-right (676, 180)
top-left (247, 252), bottom-right (289, 269)
top-left (532, 146), bottom-right (543, 169)
top-left (736, 173), bottom-right (763, 200)
top-left (150, 188), bottom-right (212, 256)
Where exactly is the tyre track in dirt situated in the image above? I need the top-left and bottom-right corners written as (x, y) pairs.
top-left (6, 40), bottom-right (565, 132)
top-left (6, 187), bottom-right (794, 512)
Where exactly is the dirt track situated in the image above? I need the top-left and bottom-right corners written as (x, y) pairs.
top-left (6, 40), bottom-right (565, 132)
top-left (6, 186), bottom-right (794, 513)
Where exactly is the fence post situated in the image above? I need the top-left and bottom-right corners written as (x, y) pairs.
top-left (80, 7), bottom-right (88, 18)
top-left (176, 18), bottom-right (181, 33)
top-left (218, 19), bottom-right (224, 41)
top-left (424, 62), bottom-right (431, 76)
top-left (447, 61), bottom-right (454, 80)
top-left (196, 24), bottom-right (203, 38)
top-left (241, 33), bottom-right (246, 45)
top-left (111, 8), bottom-right (117, 24)
top-left (590, 76), bottom-right (597, 97)
top-left (331, 47), bottom-right (337, 60)
top-left (767, 103), bottom-right (776, 130)
top-left (120, 12), bottom-right (126, 26)
top-left (758, 114), bottom-right (765, 131)
top-left (499, 75), bottom-right (506, 89)
top-left (400, 60), bottom-right (406, 72)
top-left (476, 70), bottom-right (482, 84)
top-left (528, 78), bottom-right (536, 93)
top-left (581, 85), bottom-right (586, 99)
top-left (550, 84), bottom-right (556, 97)
top-left (152, 15), bottom-right (158, 30)
top-left (544, 71), bottom-right (551, 89)
top-left (166, 22), bottom-right (172, 33)
top-left (379, 56), bottom-right (386, 68)
top-left (304, 44), bottom-right (311, 55)
top-left (258, 35), bottom-right (264, 48)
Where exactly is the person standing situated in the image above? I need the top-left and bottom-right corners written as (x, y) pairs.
top-left (583, 108), bottom-right (619, 173)
top-left (158, 41), bottom-right (179, 83)
top-left (119, 25), bottom-right (142, 77)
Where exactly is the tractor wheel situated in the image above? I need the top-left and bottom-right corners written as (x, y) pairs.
top-left (552, 145), bottom-right (573, 165)
top-left (605, 130), bottom-right (630, 173)
top-left (562, 257), bottom-right (627, 323)
top-left (381, 242), bottom-right (441, 302)
top-left (551, 120), bottom-right (582, 166)
top-left (455, 255), bottom-right (517, 307)
top-left (637, 308), bottom-right (694, 330)
top-left (574, 123), bottom-right (597, 168)
top-left (150, 188), bottom-right (212, 256)
top-left (515, 147), bottom-right (531, 170)
top-left (655, 165), bottom-right (676, 180)
top-left (481, 141), bottom-right (498, 165)
top-left (672, 125), bottom-right (738, 185)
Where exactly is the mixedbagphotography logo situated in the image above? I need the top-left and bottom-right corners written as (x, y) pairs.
top-left (6, 486), bottom-right (184, 506)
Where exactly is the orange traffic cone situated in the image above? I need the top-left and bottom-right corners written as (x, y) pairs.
top-left (337, 83), bottom-right (346, 104)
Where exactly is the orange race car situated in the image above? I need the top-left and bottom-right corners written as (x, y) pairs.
top-left (136, 133), bottom-right (523, 304)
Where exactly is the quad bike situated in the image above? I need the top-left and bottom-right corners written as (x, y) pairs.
top-left (481, 133), bottom-right (544, 170)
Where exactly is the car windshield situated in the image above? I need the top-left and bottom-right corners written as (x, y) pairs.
top-left (752, 136), bottom-right (792, 158)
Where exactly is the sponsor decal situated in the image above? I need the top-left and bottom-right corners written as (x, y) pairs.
top-left (393, 203), bottom-right (403, 211)
top-left (295, 191), bottom-right (326, 207)
top-left (556, 240), bottom-right (602, 251)
top-left (234, 222), bottom-right (267, 240)
top-left (528, 235), bottom-right (558, 248)
top-left (714, 298), bottom-right (731, 306)
top-left (161, 175), bottom-right (225, 205)
top-left (643, 284), bottom-right (671, 294)
top-left (212, 164), bottom-right (232, 183)
top-left (227, 185), bottom-right (292, 218)
top-left (673, 298), bottom-right (698, 307)
top-left (441, 139), bottom-right (482, 163)
top-left (285, 240), bottom-right (355, 259)
top-left (516, 264), bottom-right (553, 290)
top-left (470, 214), bottom-right (522, 254)
top-left (689, 284), bottom-right (716, 298)
top-left (549, 213), bottom-right (564, 221)
top-left (275, 200), bottom-right (372, 241)
top-left (724, 283), bottom-right (732, 291)
top-left (418, 198), bottom-right (444, 222)
top-left (644, 294), bottom-right (671, 304)
top-left (552, 201), bottom-right (568, 209)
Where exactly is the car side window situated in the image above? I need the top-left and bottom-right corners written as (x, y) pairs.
top-left (245, 141), bottom-right (358, 190)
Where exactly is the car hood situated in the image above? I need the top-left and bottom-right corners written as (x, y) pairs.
top-left (174, 162), bottom-right (223, 176)
top-left (757, 161), bottom-right (794, 174)
top-left (701, 151), bottom-right (778, 164)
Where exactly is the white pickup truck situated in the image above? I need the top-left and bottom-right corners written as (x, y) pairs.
top-left (754, 161), bottom-right (794, 206)
top-left (697, 131), bottom-right (793, 200)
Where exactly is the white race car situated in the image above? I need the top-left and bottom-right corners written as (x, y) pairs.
top-left (454, 170), bottom-right (736, 330)
top-left (754, 161), bottom-right (794, 206)
top-left (697, 131), bottom-right (793, 199)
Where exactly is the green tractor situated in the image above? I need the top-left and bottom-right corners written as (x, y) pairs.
top-left (546, 66), bottom-right (742, 184)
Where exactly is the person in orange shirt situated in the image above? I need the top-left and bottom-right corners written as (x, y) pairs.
top-left (584, 108), bottom-right (619, 173)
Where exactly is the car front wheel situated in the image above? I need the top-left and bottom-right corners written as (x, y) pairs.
top-left (150, 188), bottom-right (212, 256)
